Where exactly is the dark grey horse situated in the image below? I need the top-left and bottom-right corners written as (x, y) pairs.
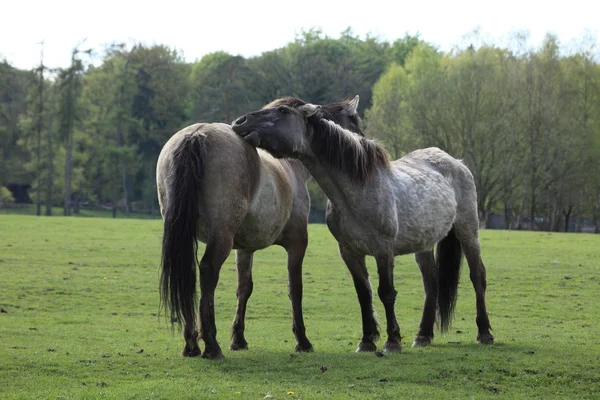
top-left (231, 98), bottom-right (494, 353)
top-left (157, 97), bottom-right (361, 359)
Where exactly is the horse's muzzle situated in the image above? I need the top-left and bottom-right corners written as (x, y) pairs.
top-left (231, 115), bottom-right (248, 132)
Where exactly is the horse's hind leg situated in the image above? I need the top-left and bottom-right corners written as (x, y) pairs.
top-left (199, 232), bottom-right (234, 359)
top-left (413, 250), bottom-right (438, 347)
top-left (455, 226), bottom-right (494, 344)
top-left (284, 234), bottom-right (313, 352)
top-left (182, 318), bottom-right (201, 357)
top-left (230, 249), bottom-right (254, 350)
top-left (339, 245), bottom-right (379, 352)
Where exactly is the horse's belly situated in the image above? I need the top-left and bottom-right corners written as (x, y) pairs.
top-left (393, 220), bottom-right (454, 254)
top-left (233, 211), bottom-right (288, 250)
top-left (326, 203), bottom-right (393, 255)
top-left (393, 189), bottom-right (457, 254)
top-left (233, 186), bottom-right (293, 250)
top-left (193, 208), bottom-right (288, 251)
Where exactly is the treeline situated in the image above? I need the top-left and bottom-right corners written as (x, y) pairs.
top-left (367, 35), bottom-right (600, 232)
top-left (0, 29), bottom-right (598, 232)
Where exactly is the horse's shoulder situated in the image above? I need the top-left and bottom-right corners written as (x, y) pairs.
top-left (256, 151), bottom-right (294, 183)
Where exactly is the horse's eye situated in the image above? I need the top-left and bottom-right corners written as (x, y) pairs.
top-left (278, 107), bottom-right (289, 114)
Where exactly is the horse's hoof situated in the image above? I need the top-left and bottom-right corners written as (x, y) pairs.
top-left (355, 341), bottom-right (377, 353)
top-left (201, 349), bottom-right (224, 360)
top-left (230, 341), bottom-right (248, 351)
top-left (182, 346), bottom-right (202, 357)
top-left (295, 342), bottom-right (314, 353)
top-left (412, 335), bottom-right (433, 347)
top-left (477, 333), bottom-right (494, 344)
top-left (383, 341), bottom-right (402, 354)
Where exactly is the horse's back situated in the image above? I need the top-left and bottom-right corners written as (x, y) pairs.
top-left (399, 147), bottom-right (476, 202)
top-left (157, 123), bottom-right (261, 236)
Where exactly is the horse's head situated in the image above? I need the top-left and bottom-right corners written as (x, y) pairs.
top-left (231, 96), bottom-right (361, 159)
top-left (321, 96), bottom-right (362, 136)
top-left (231, 102), bottom-right (319, 158)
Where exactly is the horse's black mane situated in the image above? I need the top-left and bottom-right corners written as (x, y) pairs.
top-left (309, 115), bottom-right (390, 184)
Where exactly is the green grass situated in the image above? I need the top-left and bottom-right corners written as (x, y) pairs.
top-left (1, 215), bottom-right (599, 399)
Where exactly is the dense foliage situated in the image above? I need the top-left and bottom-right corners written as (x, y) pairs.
top-left (1, 29), bottom-right (599, 231)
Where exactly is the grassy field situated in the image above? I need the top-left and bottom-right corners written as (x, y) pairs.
top-left (1, 215), bottom-right (599, 399)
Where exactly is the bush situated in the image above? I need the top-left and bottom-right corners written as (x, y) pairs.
top-left (0, 186), bottom-right (15, 207)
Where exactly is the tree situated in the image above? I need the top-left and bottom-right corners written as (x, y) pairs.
top-left (365, 63), bottom-right (416, 158)
top-left (127, 45), bottom-right (189, 214)
top-left (57, 43), bottom-right (90, 216)
top-left (402, 44), bottom-right (452, 152)
top-left (0, 61), bottom-right (33, 196)
top-left (188, 51), bottom-right (258, 123)
top-left (559, 48), bottom-right (600, 231)
top-left (389, 33), bottom-right (425, 66)
top-left (518, 35), bottom-right (564, 229)
top-left (17, 65), bottom-right (58, 215)
top-left (443, 46), bottom-right (520, 226)
top-left (33, 42), bottom-right (46, 215)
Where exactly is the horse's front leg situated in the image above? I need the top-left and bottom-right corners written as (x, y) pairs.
top-left (376, 252), bottom-right (401, 354)
top-left (339, 245), bottom-right (379, 352)
top-left (286, 239), bottom-right (313, 352)
top-left (230, 249), bottom-right (254, 350)
top-left (199, 233), bottom-right (233, 359)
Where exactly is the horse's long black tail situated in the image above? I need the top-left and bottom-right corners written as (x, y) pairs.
top-left (436, 226), bottom-right (463, 333)
top-left (160, 133), bottom-right (207, 328)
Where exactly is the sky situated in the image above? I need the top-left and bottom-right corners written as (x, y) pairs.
top-left (2, 0), bottom-right (598, 70)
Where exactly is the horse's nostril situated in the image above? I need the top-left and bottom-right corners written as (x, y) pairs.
top-left (233, 116), bottom-right (247, 126)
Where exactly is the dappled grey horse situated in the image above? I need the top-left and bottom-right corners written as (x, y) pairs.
top-left (231, 97), bottom-right (494, 353)
top-left (157, 97), bottom-right (362, 359)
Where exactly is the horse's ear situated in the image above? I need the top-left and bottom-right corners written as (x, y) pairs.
top-left (300, 103), bottom-right (321, 118)
top-left (343, 95), bottom-right (359, 115)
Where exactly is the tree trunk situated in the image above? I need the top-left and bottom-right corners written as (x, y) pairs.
top-left (35, 66), bottom-right (44, 216)
top-left (575, 216), bottom-right (583, 233)
top-left (551, 200), bottom-right (561, 232)
top-left (63, 58), bottom-right (76, 217)
top-left (594, 193), bottom-right (600, 234)
top-left (112, 157), bottom-right (119, 219)
top-left (63, 86), bottom-right (73, 217)
top-left (45, 88), bottom-right (55, 216)
top-left (529, 190), bottom-right (536, 231)
top-left (478, 209), bottom-right (488, 229)
top-left (504, 200), bottom-right (512, 230)
top-left (562, 205), bottom-right (573, 232)
top-left (115, 56), bottom-right (131, 217)
top-left (515, 187), bottom-right (527, 230)
top-left (73, 194), bottom-right (81, 214)
top-left (64, 127), bottom-right (73, 216)
top-left (122, 169), bottom-right (130, 216)
top-left (146, 161), bottom-right (156, 217)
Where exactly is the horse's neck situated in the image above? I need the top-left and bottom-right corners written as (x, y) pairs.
top-left (287, 159), bottom-right (311, 182)
top-left (302, 157), bottom-right (370, 207)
